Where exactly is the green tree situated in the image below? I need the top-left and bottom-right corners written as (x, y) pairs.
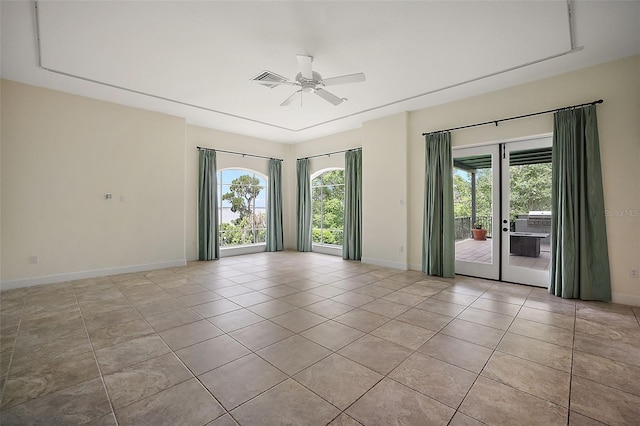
top-left (453, 168), bottom-right (493, 218)
top-left (222, 175), bottom-right (262, 226)
top-left (475, 168), bottom-right (493, 218)
top-left (509, 163), bottom-right (552, 221)
top-left (453, 173), bottom-right (472, 217)
top-left (452, 163), bottom-right (551, 224)
top-left (220, 222), bottom-right (241, 246)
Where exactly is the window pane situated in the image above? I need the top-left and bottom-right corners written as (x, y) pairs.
top-left (311, 170), bottom-right (345, 247)
top-left (312, 187), bottom-right (323, 229)
top-left (218, 169), bottom-right (267, 247)
top-left (453, 156), bottom-right (493, 265)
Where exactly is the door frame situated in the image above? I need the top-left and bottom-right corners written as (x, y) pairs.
top-left (500, 136), bottom-right (552, 287)
top-left (453, 133), bottom-right (553, 287)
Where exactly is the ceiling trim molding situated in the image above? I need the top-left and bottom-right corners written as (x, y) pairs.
top-left (32, 1), bottom-right (581, 136)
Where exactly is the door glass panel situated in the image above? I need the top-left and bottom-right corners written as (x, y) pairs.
top-left (453, 154), bottom-right (493, 265)
top-left (507, 148), bottom-right (553, 272)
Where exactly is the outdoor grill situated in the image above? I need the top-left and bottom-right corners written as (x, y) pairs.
top-left (511, 211), bottom-right (552, 257)
top-left (515, 211), bottom-right (552, 244)
top-left (527, 211), bottom-right (552, 227)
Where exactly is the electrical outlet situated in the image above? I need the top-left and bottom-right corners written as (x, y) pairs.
top-left (29, 255), bottom-right (39, 264)
top-left (631, 268), bottom-right (639, 279)
top-left (399, 246), bottom-right (404, 253)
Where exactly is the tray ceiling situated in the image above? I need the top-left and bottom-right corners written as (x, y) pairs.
top-left (2, 1), bottom-right (639, 143)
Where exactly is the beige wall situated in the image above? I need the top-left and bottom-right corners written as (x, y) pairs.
top-left (362, 113), bottom-right (408, 269)
top-left (1, 80), bottom-right (186, 288)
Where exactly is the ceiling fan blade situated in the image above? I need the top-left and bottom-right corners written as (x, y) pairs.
top-left (296, 55), bottom-right (313, 80)
top-left (322, 73), bottom-right (366, 86)
top-left (315, 88), bottom-right (343, 106)
top-left (280, 90), bottom-right (301, 106)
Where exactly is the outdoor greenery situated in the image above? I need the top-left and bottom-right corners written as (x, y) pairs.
top-left (219, 173), bottom-right (266, 246)
top-left (508, 163), bottom-right (553, 220)
top-left (454, 163), bottom-right (552, 224)
top-left (219, 217), bottom-right (266, 246)
top-left (312, 170), bottom-right (345, 245)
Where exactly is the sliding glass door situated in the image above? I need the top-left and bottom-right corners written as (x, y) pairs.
top-left (453, 136), bottom-right (552, 287)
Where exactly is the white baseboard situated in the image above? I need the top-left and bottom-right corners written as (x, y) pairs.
top-left (312, 245), bottom-right (342, 257)
top-left (611, 291), bottom-right (640, 307)
top-left (361, 257), bottom-right (408, 271)
top-left (0, 259), bottom-right (187, 291)
top-left (220, 244), bottom-right (266, 258)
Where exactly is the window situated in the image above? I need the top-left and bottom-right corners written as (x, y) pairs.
top-left (312, 169), bottom-right (345, 246)
top-left (217, 169), bottom-right (267, 247)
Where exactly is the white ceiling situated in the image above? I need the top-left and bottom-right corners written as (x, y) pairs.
top-left (2, 1), bottom-right (639, 143)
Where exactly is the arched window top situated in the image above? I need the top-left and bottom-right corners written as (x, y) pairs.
top-left (311, 168), bottom-right (344, 186)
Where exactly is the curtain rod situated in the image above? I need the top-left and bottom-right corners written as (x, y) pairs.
top-left (421, 99), bottom-right (603, 136)
top-left (197, 147), bottom-right (283, 162)
top-left (298, 147), bottom-right (362, 161)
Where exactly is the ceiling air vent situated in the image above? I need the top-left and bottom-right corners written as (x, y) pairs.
top-left (251, 70), bottom-right (288, 89)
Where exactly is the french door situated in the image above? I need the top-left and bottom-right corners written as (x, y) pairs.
top-left (453, 136), bottom-right (552, 287)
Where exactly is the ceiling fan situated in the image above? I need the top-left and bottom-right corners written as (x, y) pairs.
top-left (255, 55), bottom-right (365, 106)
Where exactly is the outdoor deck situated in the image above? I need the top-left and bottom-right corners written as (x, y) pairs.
top-left (455, 238), bottom-right (550, 271)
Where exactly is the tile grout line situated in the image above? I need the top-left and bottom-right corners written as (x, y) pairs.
top-left (311, 278), bottom-right (476, 423)
top-left (116, 268), bottom-right (278, 423)
top-left (156, 262), bottom-right (370, 424)
top-left (442, 287), bottom-right (508, 424)
top-left (443, 286), bottom-right (546, 422)
top-left (73, 283), bottom-right (121, 426)
top-left (566, 301), bottom-right (577, 425)
top-left (120, 274), bottom-right (237, 425)
top-left (325, 278), bottom-right (510, 424)
top-left (469, 288), bottom-right (580, 420)
top-left (206, 270), bottom-right (426, 423)
top-left (224, 271), bottom-right (432, 425)
top-left (96, 275), bottom-right (200, 419)
top-left (198, 265), bottom-right (376, 423)
top-left (0, 297), bottom-right (26, 409)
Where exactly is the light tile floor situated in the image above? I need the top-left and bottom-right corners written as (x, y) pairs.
top-left (1, 251), bottom-right (639, 425)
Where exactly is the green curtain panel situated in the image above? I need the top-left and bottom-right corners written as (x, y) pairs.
top-left (198, 149), bottom-right (219, 260)
top-left (266, 159), bottom-right (284, 252)
top-left (549, 105), bottom-right (611, 301)
top-left (296, 158), bottom-right (312, 252)
top-left (343, 149), bottom-right (363, 260)
top-left (422, 132), bottom-right (455, 277)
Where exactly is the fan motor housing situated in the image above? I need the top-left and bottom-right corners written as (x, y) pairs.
top-left (296, 71), bottom-right (322, 92)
